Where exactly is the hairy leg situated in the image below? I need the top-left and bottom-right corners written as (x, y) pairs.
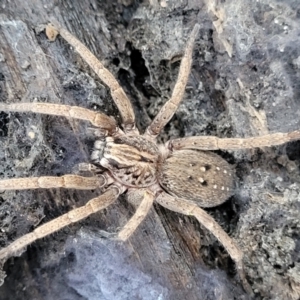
top-left (156, 192), bottom-right (253, 296)
top-left (0, 174), bottom-right (106, 190)
top-left (0, 102), bottom-right (117, 135)
top-left (46, 21), bottom-right (136, 133)
top-left (117, 189), bottom-right (154, 241)
top-left (145, 24), bottom-right (200, 137)
top-left (0, 185), bottom-right (121, 261)
top-left (168, 130), bottom-right (300, 151)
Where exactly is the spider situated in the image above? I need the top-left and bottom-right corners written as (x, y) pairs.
top-left (1, 20), bottom-right (300, 296)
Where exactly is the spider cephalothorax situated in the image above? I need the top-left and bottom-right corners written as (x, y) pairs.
top-left (92, 134), bottom-right (160, 187)
top-left (1, 19), bottom-right (300, 296)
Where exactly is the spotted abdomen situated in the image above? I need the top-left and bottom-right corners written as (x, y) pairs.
top-left (158, 150), bottom-right (235, 207)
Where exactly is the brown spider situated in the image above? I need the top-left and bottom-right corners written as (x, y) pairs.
top-left (1, 20), bottom-right (300, 296)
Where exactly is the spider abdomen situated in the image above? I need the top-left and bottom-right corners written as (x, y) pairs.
top-left (94, 135), bottom-right (160, 187)
top-left (158, 150), bottom-right (235, 207)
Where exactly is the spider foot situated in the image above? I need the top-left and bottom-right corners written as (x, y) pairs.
top-left (73, 163), bottom-right (98, 174)
top-left (97, 229), bottom-right (118, 240)
top-left (236, 262), bottom-right (254, 298)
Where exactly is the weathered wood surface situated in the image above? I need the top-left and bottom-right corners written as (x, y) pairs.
top-left (0, 1), bottom-right (299, 299)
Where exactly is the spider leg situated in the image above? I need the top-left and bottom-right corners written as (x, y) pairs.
top-left (168, 130), bottom-right (300, 151)
top-left (117, 189), bottom-right (154, 241)
top-left (145, 24), bottom-right (200, 137)
top-left (0, 185), bottom-right (121, 261)
top-left (0, 174), bottom-right (107, 190)
top-left (47, 21), bottom-right (136, 133)
top-left (155, 192), bottom-right (253, 297)
top-left (0, 103), bottom-right (117, 135)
